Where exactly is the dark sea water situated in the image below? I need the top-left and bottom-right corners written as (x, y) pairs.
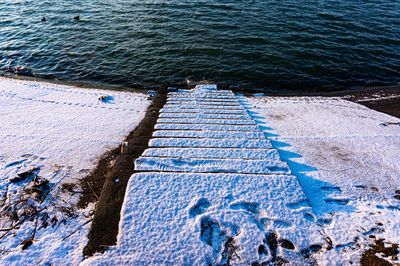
top-left (1, 0), bottom-right (400, 92)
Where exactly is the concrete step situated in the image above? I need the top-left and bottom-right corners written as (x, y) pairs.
top-left (135, 157), bottom-right (290, 175)
top-left (149, 138), bottom-right (273, 149)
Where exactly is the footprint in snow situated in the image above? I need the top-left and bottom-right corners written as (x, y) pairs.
top-left (394, 190), bottom-right (400, 200)
top-left (189, 198), bottom-right (211, 218)
top-left (230, 201), bottom-right (259, 214)
top-left (260, 218), bottom-right (293, 229)
top-left (5, 159), bottom-right (28, 168)
top-left (253, 231), bottom-right (294, 265)
top-left (304, 212), bottom-right (316, 222)
top-left (379, 122), bottom-right (400, 127)
top-left (200, 216), bottom-right (226, 252)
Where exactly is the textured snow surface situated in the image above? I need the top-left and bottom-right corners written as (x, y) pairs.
top-left (0, 77), bottom-right (149, 264)
top-left (83, 172), bottom-right (322, 265)
top-left (0, 77), bottom-right (148, 167)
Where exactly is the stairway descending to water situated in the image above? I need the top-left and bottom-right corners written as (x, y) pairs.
top-left (109, 85), bottom-right (325, 264)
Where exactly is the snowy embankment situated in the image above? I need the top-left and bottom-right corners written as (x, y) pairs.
top-left (245, 95), bottom-right (400, 264)
top-left (0, 77), bottom-right (149, 264)
top-left (85, 86), bottom-right (400, 265)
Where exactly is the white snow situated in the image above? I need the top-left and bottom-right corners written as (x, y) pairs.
top-left (0, 77), bottom-right (149, 264)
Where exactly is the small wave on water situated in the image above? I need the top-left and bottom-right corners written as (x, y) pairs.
top-left (1, 0), bottom-right (400, 92)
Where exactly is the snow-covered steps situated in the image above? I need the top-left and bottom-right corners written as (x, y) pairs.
top-left (112, 85), bottom-right (327, 264)
top-left (141, 85), bottom-right (301, 177)
top-left (149, 138), bottom-right (273, 149)
top-left (93, 172), bottom-right (324, 264)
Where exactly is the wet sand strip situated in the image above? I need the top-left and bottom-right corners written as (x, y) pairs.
top-left (82, 87), bottom-right (167, 256)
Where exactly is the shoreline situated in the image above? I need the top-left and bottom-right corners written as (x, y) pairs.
top-left (2, 71), bottom-right (400, 96)
top-left (2, 72), bottom-right (399, 118)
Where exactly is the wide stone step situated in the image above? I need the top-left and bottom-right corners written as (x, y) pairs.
top-left (135, 157), bottom-right (290, 174)
top-left (167, 97), bottom-right (239, 102)
top-left (142, 148), bottom-right (278, 160)
top-left (165, 101), bottom-right (241, 106)
top-left (162, 105), bottom-right (244, 110)
top-left (154, 123), bottom-right (260, 131)
top-left (169, 91), bottom-right (234, 96)
top-left (157, 118), bottom-right (255, 125)
top-left (159, 112), bottom-right (251, 120)
top-left (148, 138), bottom-right (273, 149)
top-left (160, 108), bottom-right (248, 115)
top-left (153, 130), bottom-right (267, 139)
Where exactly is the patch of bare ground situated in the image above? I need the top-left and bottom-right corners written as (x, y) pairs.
top-left (361, 238), bottom-right (399, 266)
top-left (81, 86), bottom-right (167, 257)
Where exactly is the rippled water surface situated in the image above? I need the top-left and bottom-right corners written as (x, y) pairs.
top-left (1, 0), bottom-right (400, 91)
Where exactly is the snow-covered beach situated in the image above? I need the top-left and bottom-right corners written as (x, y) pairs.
top-left (1, 78), bottom-right (400, 265)
top-left (0, 77), bottom-right (149, 264)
